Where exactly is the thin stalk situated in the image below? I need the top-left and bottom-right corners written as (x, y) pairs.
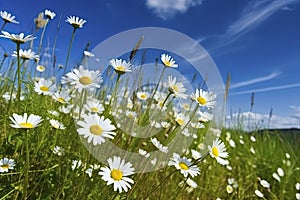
top-left (52, 13), bottom-right (62, 68)
top-left (23, 129), bottom-right (30, 200)
top-left (64, 28), bottom-right (77, 75)
top-left (16, 43), bottom-right (21, 102)
top-left (37, 20), bottom-right (48, 55)
top-left (0, 21), bottom-right (7, 32)
top-left (0, 55), bottom-right (7, 71)
top-left (109, 73), bottom-right (121, 106)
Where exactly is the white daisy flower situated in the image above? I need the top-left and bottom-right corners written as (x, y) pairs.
top-left (0, 157), bottom-right (15, 173)
top-left (99, 156), bottom-right (135, 193)
top-left (277, 167), bottom-right (284, 177)
top-left (296, 182), bottom-right (300, 190)
top-left (260, 179), bottom-right (270, 188)
top-left (84, 98), bottom-right (105, 114)
top-left (191, 149), bottom-right (202, 160)
top-left (167, 76), bottom-right (188, 99)
top-left (83, 50), bottom-right (95, 57)
top-left (174, 112), bottom-right (189, 127)
top-left (254, 189), bottom-right (264, 198)
top-left (49, 119), bottom-right (66, 130)
top-left (53, 146), bottom-right (64, 156)
top-left (161, 53), bottom-right (178, 68)
top-left (0, 11), bottom-right (19, 24)
top-left (226, 185), bottom-right (233, 194)
top-left (44, 9), bottom-right (56, 20)
top-left (77, 113), bottom-right (116, 145)
top-left (34, 78), bottom-right (56, 96)
top-left (61, 65), bottom-right (102, 91)
top-left (198, 111), bottom-right (213, 122)
top-left (36, 65), bottom-right (46, 72)
top-left (208, 138), bottom-right (229, 165)
top-left (109, 58), bottom-right (132, 74)
top-left (65, 16), bottom-right (86, 28)
top-left (12, 49), bottom-right (39, 60)
top-left (0, 31), bottom-right (35, 44)
top-left (138, 149), bottom-right (150, 158)
top-left (250, 135), bottom-right (256, 142)
top-left (52, 91), bottom-right (71, 104)
top-left (9, 113), bottom-right (43, 129)
top-left (228, 139), bottom-right (236, 148)
top-left (272, 172), bottom-right (281, 182)
top-left (151, 138), bottom-right (168, 153)
top-left (190, 89), bottom-right (216, 109)
top-left (297, 193), bottom-right (300, 200)
top-left (168, 153), bottom-right (200, 178)
top-left (71, 160), bottom-right (82, 170)
top-left (85, 167), bottom-right (93, 177)
top-left (186, 178), bottom-right (197, 188)
top-left (136, 91), bottom-right (149, 101)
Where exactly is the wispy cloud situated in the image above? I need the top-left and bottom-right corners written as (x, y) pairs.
top-left (203, 0), bottom-right (300, 49)
top-left (230, 72), bottom-right (280, 89)
top-left (145, 0), bottom-right (203, 20)
top-left (230, 82), bottom-right (300, 95)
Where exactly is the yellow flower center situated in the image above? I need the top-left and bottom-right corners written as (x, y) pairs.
top-left (57, 98), bottom-right (65, 103)
top-left (164, 61), bottom-right (171, 67)
top-left (179, 162), bottom-right (189, 170)
top-left (115, 66), bottom-right (125, 71)
top-left (79, 76), bottom-right (92, 85)
top-left (176, 118), bottom-right (184, 126)
top-left (40, 86), bottom-right (49, 92)
top-left (19, 122), bottom-right (34, 129)
top-left (172, 85), bottom-right (179, 92)
top-left (52, 124), bottom-right (59, 129)
top-left (197, 96), bottom-right (207, 105)
top-left (91, 107), bottom-right (99, 112)
top-left (139, 93), bottom-right (147, 100)
top-left (212, 146), bottom-right (219, 157)
top-left (89, 125), bottom-right (103, 135)
top-left (1, 164), bottom-right (9, 170)
top-left (111, 169), bottom-right (123, 181)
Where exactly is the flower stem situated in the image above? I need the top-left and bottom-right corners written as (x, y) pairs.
top-left (0, 21), bottom-right (7, 32)
top-left (37, 20), bottom-right (48, 55)
top-left (23, 129), bottom-right (30, 200)
top-left (64, 28), bottom-right (77, 75)
top-left (109, 73), bottom-right (121, 107)
top-left (16, 43), bottom-right (21, 103)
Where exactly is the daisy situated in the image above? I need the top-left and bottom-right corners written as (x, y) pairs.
top-left (190, 89), bottom-right (216, 109)
top-left (49, 119), bottom-right (66, 130)
top-left (0, 31), bottom-right (35, 44)
top-left (272, 172), bottom-right (281, 182)
top-left (138, 149), bottom-right (150, 158)
top-left (34, 78), bottom-right (56, 96)
top-left (260, 179), bottom-right (270, 188)
top-left (0, 158), bottom-right (15, 173)
top-left (277, 167), bottom-right (284, 177)
top-left (109, 58), bottom-right (132, 74)
top-left (296, 183), bottom-right (300, 190)
top-left (226, 185), bottom-right (233, 194)
top-left (198, 111), bottom-right (213, 122)
top-left (10, 113), bottom-right (43, 129)
top-left (151, 138), bottom-right (168, 153)
top-left (208, 138), bottom-right (228, 165)
top-left (61, 65), bottom-right (102, 91)
top-left (174, 112), bottom-right (189, 127)
top-left (52, 91), bottom-right (71, 104)
top-left (12, 49), bottom-right (39, 60)
top-left (65, 16), bottom-right (86, 28)
top-left (83, 50), bottom-right (95, 57)
top-left (186, 178), bottom-right (197, 188)
top-left (99, 156), bottom-right (135, 193)
top-left (191, 149), bottom-right (202, 160)
top-left (36, 65), bottom-right (46, 72)
top-left (254, 190), bottom-right (264, 198)
top-left (161, 53), bottom-right (178, 68)
top-left (76, 113), bottom-right (116, 145)
top-left (71, 160), bottom-right (82, 170)
top-left (167, 76), bottom-right (188, 99)
top-left (136, 91), bottom-right (149, 101)
top-left (0, 11), bottom-right (19, 24)
top-left (53, 146), bottom-right (64, 156)
top-left (168, 153), bottom-right (200, 178)
top-left (84, 98), bottom-right (105, 114)
top-left (44, 9), bottom-right (56, 20)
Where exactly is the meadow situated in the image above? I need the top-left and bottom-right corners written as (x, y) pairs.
top-left (0, 9), bottom-right (299, 200)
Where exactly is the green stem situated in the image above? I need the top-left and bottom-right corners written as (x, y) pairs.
top-left (16, 43), bottom-right (21, 103)
top-left (109, 73), bottom-right (121, 107)
top-left (23, 129), bottom-right (30, 200)
top-left (0, 187), bottom-right (16, 200)
top-left (0, 21), bottom-right (7, 32)
top-left (63, 28), bottom-right (77, 75)
top-left (0, 55), bottom-right (6, 71)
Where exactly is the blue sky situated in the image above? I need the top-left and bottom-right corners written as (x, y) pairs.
top-left (1, 0), bottom-right (300, 129)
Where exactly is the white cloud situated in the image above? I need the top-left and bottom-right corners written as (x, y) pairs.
top-left (230, 72), bottom-right (280, 89)
top-left (145, 0), bottom-right (203, 20)
top-left (230, 83), bottom-right (300, 96)
top-left (226, 111), bottom-right (300, 131)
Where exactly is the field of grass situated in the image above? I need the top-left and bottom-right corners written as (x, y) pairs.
top-left (0, 9), bottom-right (299, 200)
